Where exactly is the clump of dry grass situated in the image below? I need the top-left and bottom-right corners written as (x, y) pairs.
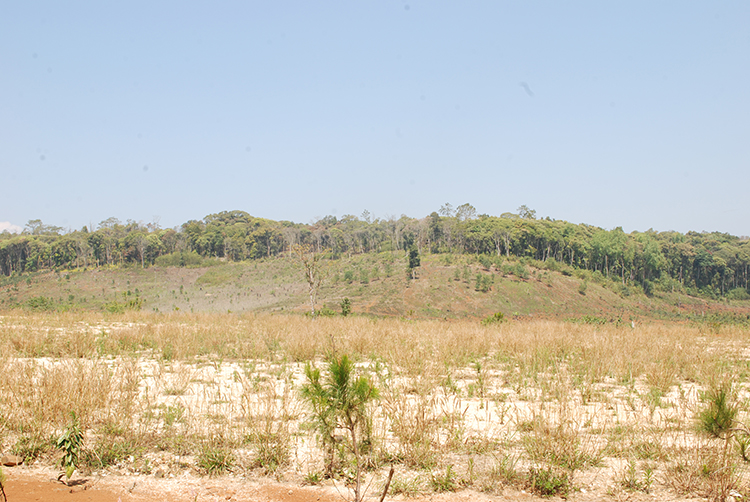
top-left (380, 368), bottom-right (444, 469)
top-left (0, 357), bottom-right (140, 433)
top-left (667, 440), bottom-right (743, 502)
top-left (521, 404), bottom-right (605, 473)
top-left (241, 373), bottom-right (299, 474)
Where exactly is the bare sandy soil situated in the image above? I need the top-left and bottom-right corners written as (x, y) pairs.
top-left (2, 465), bottom-right (708, 502)
top-left (2, 467), bottom-right (344, 502)
top-left (3, 466), bottom-right (517, 502)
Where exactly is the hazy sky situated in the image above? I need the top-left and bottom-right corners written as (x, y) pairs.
top-left (2, 1), bottom-right (749, 236)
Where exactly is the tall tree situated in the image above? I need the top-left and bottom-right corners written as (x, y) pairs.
top-left (407, 245), bottom-right (420, 279)
top-left (455, 203), bottom-right (477, 222)
top-left (517, 205), bottom-right (537, 220)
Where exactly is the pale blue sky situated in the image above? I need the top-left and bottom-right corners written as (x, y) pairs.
top-left (2, 1), bottom-right (749, 235)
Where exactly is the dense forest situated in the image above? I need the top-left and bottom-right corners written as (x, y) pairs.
top-left (1, 204), bottom-right (748, 300)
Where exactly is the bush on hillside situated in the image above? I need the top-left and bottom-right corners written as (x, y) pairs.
top-left (155, 251), bottom-right (205, 268)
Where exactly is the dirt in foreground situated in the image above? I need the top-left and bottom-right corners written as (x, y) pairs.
top-left (1, 466), bottom-right (705, 502)
top-left (0, 467), bottom-right (511, 502)
top-left (3, 468), bottom-right (335, 502)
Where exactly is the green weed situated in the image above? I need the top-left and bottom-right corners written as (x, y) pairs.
top-left (430, 465), bottom-right (459, 492)
top-left (197, 444), bottom-right (235, 476)
top-left (619, 460), bottom-right (654, 493)
top-left (528, 466), bottom-right (571, 498)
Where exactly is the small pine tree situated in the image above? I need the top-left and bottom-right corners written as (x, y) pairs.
top-left (300, 355), bottom-right (378, 502)
top-left (698, 384), bottom-right (737, 438)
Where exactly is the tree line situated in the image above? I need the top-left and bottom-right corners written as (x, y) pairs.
top-left (1, 205), bottom-right (748, 299)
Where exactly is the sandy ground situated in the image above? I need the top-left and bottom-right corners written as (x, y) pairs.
top-left (1, 465), bottom-right (529, 502)
top-left (3, 466), bottom-right (343, 502)
top-left (1, 464), bottom-right (712, 502)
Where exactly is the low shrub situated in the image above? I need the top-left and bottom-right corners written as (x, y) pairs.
top-left (481, 312), bottom-right (505, 326)
top-left (578, 281), bottom-right (588, 295)
top-left (26, 296), bottom-right (56, 311)
top-left (82, 435), bottom-right (139, 470)
top-left (528, 466), bottom-right (570, 497)
top-left (12, 433), bottom-right (52, 462)
top-left (727, 287), bottom-right (750, 301)
top-left (154, 251), bottom-right (205, 268)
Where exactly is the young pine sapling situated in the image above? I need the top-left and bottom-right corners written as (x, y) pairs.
top-left (301, 355), bottom-right (381, 502)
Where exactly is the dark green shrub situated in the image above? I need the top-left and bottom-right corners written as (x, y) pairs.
top-left (578, 281), bottom-right (588, 295)
top-left (340, 297), bottom-right (352, 316)
top-left (513, 263), bottom-right (529, 279)
top-left (475, 273), bottom-right (493, 292)
top-left (155, 251), bottom-right (204, 268)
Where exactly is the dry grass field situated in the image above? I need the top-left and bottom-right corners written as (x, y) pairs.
top-left (1, 311), bottom-right (750, 501)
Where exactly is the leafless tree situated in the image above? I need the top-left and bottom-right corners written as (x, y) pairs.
top-left (293, 244), bottom-right (327, 316)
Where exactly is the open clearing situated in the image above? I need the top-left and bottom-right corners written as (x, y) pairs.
top-left (1, 312), bottom-right (749, 501)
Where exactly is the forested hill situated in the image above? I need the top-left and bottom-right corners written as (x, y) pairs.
top-left (1, 205), bottom-right (749, 301)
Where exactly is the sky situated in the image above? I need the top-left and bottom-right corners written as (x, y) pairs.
top-left (2, 1), bottom-right (749, 236)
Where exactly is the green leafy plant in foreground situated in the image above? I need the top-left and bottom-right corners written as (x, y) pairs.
top-left (56, 412), bottom-right (84, 482)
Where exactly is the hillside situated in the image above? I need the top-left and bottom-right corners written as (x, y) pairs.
top-left (2, 252), bottom-right (748, 322)
top-left (4, 210), bottom-right (750, 308)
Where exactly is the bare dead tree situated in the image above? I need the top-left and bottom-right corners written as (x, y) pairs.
top-left (293, 244), bottom-right (326, 316)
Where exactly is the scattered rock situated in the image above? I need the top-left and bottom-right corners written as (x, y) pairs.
top-left (1, 454), bottom-right (23, 467)
top-left (68, 482), bottom-right (90, 494)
